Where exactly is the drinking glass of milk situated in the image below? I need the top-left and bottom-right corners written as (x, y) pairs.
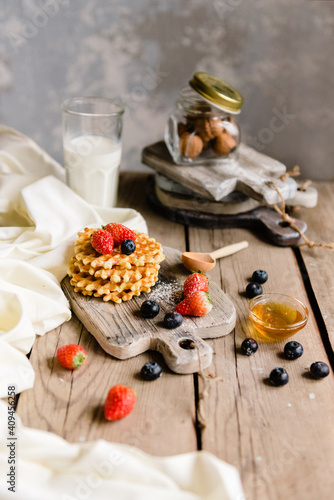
top-left (62, 96), bottom-right (125, 207)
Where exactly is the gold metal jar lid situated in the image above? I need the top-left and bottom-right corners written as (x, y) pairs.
top-left (189, 72), bottom-right (244, 114)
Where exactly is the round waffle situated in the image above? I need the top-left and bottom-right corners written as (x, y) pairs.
top-left (68, 228), bottom-right (165, 304)
top-left (74, 228), bottom-right (164, 270)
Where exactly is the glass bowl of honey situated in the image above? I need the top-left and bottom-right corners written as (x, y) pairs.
top-left (248, 293), bottom-right (309, 341)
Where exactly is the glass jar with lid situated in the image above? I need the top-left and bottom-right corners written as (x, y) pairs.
top-left (164, 72), bottom-right (243, 165)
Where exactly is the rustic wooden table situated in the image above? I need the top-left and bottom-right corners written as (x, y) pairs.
top-left (17, 174), bottom-right (334, 500)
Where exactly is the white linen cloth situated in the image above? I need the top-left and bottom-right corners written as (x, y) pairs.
top-left (0, 126), bottom-right (245, 499)
top-left (0, 400), bottom-right (245, 500)
top-left (0, 126), bottom-right (147, 396)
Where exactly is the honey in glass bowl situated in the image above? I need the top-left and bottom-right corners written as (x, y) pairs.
top-left (248, 293), bottom-right (309, 341)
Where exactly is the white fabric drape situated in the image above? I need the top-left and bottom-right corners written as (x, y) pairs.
top-left (0, 126), bottom-right (147, 396)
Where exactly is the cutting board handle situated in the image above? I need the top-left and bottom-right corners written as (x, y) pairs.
top-left (146, 178), bottom-right (307, 247)
top-left (155, 331), bottom-right (213, 374)
top-left (235, 207), bottom-right (307, 246)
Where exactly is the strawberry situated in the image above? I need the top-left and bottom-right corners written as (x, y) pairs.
top-left (183, 272), bottom-right (209, 297)
top-left (174, 299), bottom-right (192, 316)
top-left (56, 344), bottom-right (87, 369)
top-left (104, 223), bottom-right (137, 246)
top-left (104, 384), bottom-right (136, 421)
top-left (91, 229), bottom-right (114, 254)
top-left (175, 291), bottom-right (213, 317)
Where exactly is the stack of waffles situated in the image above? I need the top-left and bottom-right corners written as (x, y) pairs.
top-left (68, 228), bottom-right (165, 304)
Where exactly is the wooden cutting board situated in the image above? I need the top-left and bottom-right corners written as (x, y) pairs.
top-left (61, 247), bottom-right (236, 374)
top-left (142, 141), bottom-right (297, 204)
top-left (146, 177), bottom-right (307, 246)
top-left (155, 172), bottom-right (318, 209)
top-left (155, 180), bottom-right (260, 215)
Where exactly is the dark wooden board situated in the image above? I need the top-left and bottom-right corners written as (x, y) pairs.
top-left (146, 177), bottom-right (307, 246)
top-left (155, 181), bottom-right (260, 214)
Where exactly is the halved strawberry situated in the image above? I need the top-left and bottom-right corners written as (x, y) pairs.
top-left (104, 223), bottom-right (137, 246)
top-left (175, 291), bottom-right (213, 317)
top-left (175, 299), bottom-right (192, 315)
top-left (183, 272), bottom-right (209, 297)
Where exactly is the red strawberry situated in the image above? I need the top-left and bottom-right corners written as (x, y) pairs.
top-left (183, 273), bottom-right (209, 297)
top-left (175, 291), bottom-right (213, 317)
top-left (56, 344), bottom-right (87, 369)
top-left (91, 229), bottom-right (114, 254)
top-left (104, 223), bottom-right (137, 246)
top-left (104, 384), bottom-right (136, 421)
top-left (174, 299), bottom-right (192, 315)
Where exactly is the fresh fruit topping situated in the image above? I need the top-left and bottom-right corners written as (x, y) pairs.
top-left (141, 361), bottom-right (162, 381)
top-left (164, 311), bottom-right (183, 329)
top-left (141, 300), bottom-right (160, 319)
top-left (252, 270), bottom-right (268, 284)
top-left (104, 223), bottom-right (137, 246)
top-left (241, 338), bottom-right (258, 356)
top-left (175, 291), bottom-right (213, 317)
top-left (56, 344), bottom-right (87, 370)
top-left (121, 238), bottom-right (136, 255)
top-left (284, 341), bottom-right (304, 360)
top-left (269, 367), bottom-right (289, 386)
top-left (246, 282), bottom-right (263, 298)
top-left (104, 384), bottom-right (136, 421)
top-left (91, 229), bottom-right (114, 254)
top-left (174, 299), bottom-right (192, 316)
top-left (183, 272), bottom-right (209, 297)
top-left (310, 361), bottom-right (330, 379)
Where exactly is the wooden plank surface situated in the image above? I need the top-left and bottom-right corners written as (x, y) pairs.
top-left (16, 173), bottom-right (197, 456)
top-left (17, 319), bottom-right (196, 454)
top-left (297, 182), bottom-right (334, 353)
top-left (188, 224), bottom-right (334, 500)
top-left (15, 173), bottom-right (334, 499)
top-left (117, 172), bottom-right (186, 252)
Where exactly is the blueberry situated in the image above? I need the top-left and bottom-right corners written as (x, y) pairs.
top-left (141, 361), bottom-right (162, 381)
top-left (241, 338), bottom-right (258, 356)
top-left (121, 239), bottom-right (136, 255)
top-left (246, 282), bottom-right (263, 299)
top-left (164, 311), bottom-right (183, 329)
top-left (252, 270), bottom-right (268, 284)
top-left (269, 367), bottom-right (289, 386)
top-left (141, 300), bottom-right (160, 319)
top-left (284, 341), bottom-right (303, 360)
top-left (310, 361), bottom-right (330, 379)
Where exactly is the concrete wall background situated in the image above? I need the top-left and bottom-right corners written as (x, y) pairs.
top-left (0, 0), bottom-right (333, 179)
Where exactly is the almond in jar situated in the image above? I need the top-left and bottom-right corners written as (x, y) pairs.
top-left (165, 71), bottom-right (243, 165)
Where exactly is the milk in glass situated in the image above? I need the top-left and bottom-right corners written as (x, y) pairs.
top-left (64, 135), bottom-right (122, 207)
